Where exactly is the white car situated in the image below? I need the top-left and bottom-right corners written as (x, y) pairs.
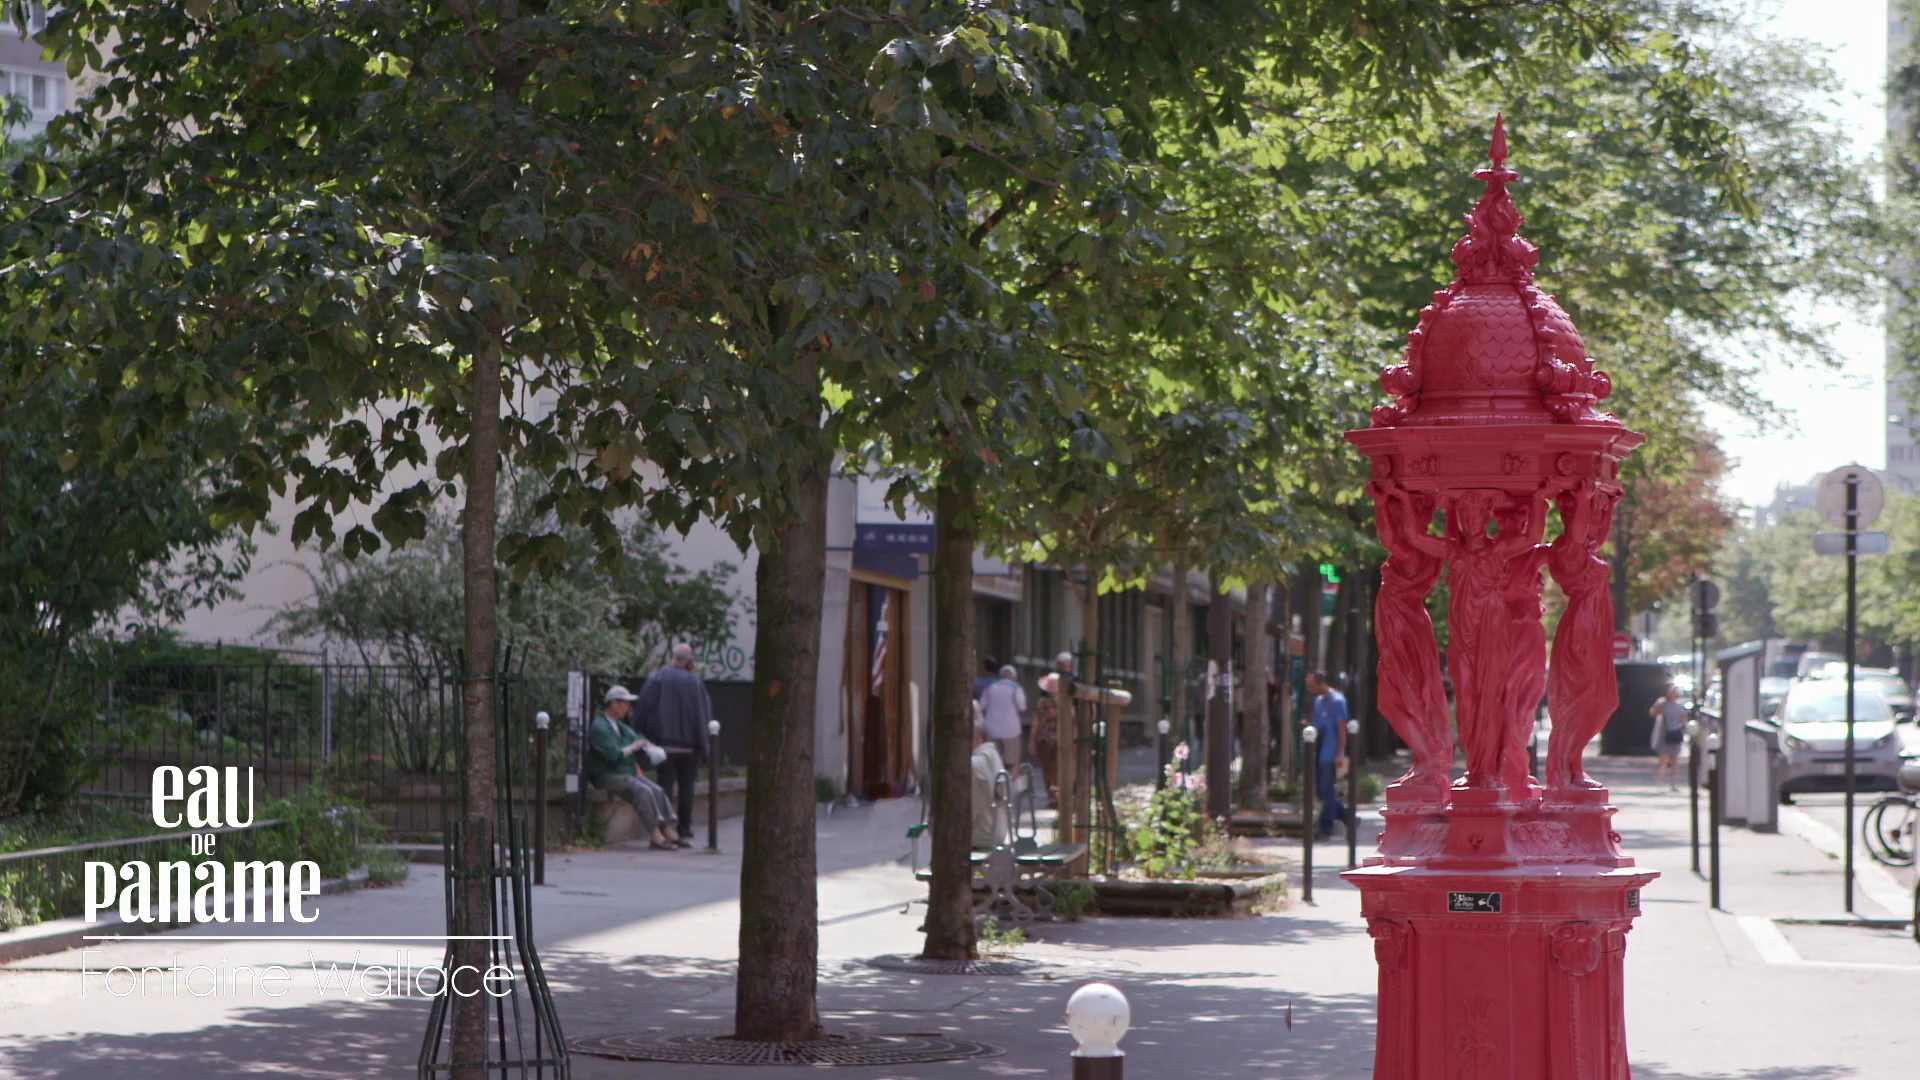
top-left (1773, 680), bottom-right (1906, 800)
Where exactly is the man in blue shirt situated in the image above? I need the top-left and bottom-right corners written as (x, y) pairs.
top-left (1306, 670), bottom-right (1350, 840)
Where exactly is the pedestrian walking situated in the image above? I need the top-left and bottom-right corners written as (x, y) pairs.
top-left (586, 685), bottom-right (681, 850)
top-left (1028, 653), bottom-right (1075, 808)
top-left (1650, 683), bottom-right (1688, 791)
top-left (973, 656), bottom-right (1001, 702)
top-left (979, 664), bottom-right (1028, 768)
top-left (635, 643), bottom-right (714, 847)
top-left (1306, 670), bottom-right (1350, 840)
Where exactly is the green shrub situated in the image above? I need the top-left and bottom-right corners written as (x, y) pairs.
top-left (1130, 787), bottom-right (1203, 879)
top-left (364, 846), bottom-right (412, 886)
top-left (1052, 882), bottom-right (1096, 922)
top-left (976, 919), bottom-right (1026, 957)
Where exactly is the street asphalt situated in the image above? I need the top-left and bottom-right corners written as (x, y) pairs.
top-left (0, 754), bottom-right (1914, 1078)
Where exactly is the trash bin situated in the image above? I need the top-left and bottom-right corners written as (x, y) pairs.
top-left (1743, 721), bottom-right (1779, 833)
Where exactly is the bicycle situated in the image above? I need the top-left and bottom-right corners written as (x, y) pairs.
top-left (1863, 792), bottom-right (1917, 868)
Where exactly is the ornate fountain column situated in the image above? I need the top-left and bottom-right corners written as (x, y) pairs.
top-left (1342, 118), bottom-right (1656, 1080)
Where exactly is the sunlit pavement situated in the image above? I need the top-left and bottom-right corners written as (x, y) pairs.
top-left (0, 757), bottom-right (1914, 1078)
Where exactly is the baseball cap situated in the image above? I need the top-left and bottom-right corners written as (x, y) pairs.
top-left (604, 685), bottom-right (638, 703)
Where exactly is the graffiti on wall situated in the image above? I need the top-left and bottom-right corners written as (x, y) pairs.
top-left (693, 638), bottom-right (752, 681)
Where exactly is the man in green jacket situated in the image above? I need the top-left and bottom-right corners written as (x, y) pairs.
top-left (588, 685), bottom-right (681, 850)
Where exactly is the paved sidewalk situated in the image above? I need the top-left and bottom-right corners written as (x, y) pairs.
top-left (0, 759), bottom-right (1914, 1078)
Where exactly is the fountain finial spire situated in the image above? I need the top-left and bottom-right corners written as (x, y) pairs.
top-left (1450, 114), bottom-right (1536, 285)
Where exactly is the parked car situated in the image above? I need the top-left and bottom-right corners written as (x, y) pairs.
top-left (1759, 675), bottom-right (1793, 719)
top-left (1857, 669), bottom-right (1914, 722)
top-left (1804, 663), bottom-right (1915, 722)
top-left (1797, 651), bottom-right (1844, 678)
top-left (1773, 680), bottom-right (1907, 800)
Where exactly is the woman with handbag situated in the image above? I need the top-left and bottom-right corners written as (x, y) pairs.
top-left (1649, 684), bottom-right (1688, 792)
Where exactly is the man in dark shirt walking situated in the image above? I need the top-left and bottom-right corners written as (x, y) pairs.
top-left (635, 643), bottom-right (714, 847)
top-left (1306, 670), bottom-right (1351, 841)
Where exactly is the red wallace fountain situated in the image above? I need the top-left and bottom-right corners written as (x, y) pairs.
top-left (1342, 118), bottom-right (1656, 1080)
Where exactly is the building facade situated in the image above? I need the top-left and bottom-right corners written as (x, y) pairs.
top-left (0, 5), bottom-right (73, 141)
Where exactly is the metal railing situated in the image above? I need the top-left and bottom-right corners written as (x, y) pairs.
top-left (0, 818), bottom-right (286, 930)
top-left (72, 656), bottom-right (566, 841)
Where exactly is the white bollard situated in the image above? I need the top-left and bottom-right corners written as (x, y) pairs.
top-left (1066, 982), bottom-right (1130, 1078)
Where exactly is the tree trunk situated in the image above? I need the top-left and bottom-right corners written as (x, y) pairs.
top-left (1612, 501), bottom-right (1633, 633)
top-left (1275, 578), bottom-right (1294, 777)
top-left (1204, 576), bottom-right (1233, 820)
top-left (1301, 570), bottom-right (1325, 677)
top-left (1079, 563), bottom-right (1101, 688)
top-left (1169, 563), bottom-right (1193, 748)
top-left (1357, 567), bottom-right (1382, 759)
top-left (734, 447), bottom-right (829, 1042)
top-left (921, 477), bottom-right (977, 961)
top-left (451, 343), bottom-right (503, 1080)
top-left (1326, 572), bottom-right (1351, 682)
top-left (1236, 584), bottom-right (1270, 811)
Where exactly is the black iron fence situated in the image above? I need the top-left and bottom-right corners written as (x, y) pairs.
top-left (76, 657), bottom-right (571, 840)
top-left (70, 654), bottom-right (748, 842)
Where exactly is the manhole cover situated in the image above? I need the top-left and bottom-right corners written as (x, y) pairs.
top-left (863, 953), bottom-right (1038, 975)
top-left (570, 1030), bottom-right (1003, 1066)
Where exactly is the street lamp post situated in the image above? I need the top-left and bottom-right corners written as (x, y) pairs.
top-left (1342, 118), bottom-right (1656, 1079)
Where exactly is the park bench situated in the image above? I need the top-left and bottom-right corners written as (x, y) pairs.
top-left (909, 763), bottom-right (1086, 927)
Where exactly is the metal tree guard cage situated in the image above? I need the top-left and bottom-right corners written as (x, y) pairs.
top-left (419, 648), bottom-right (569, 1078)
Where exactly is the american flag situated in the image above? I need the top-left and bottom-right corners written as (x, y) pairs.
top-left (870, 594), bottom-right (889, 695)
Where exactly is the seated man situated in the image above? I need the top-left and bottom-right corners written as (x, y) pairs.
top-left (970, 716), bottom-right (1007, 850)
top-left (587, 685), bottom-right (681, 850)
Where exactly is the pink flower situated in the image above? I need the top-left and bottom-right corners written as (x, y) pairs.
top-left (1173, 742), bottom-right (1190, 761)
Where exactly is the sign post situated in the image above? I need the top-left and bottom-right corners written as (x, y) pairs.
top-left (1814, 463), bottom-right (1886, 915)
top-left (1687, 577), bottom-right (1718, 880)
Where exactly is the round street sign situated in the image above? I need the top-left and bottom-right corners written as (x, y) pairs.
top-left (1816, 464), bottom-right (1885, 529)
top-left (1612, 632), bottom-right (1633, 662)
top-left (1688, 578), bottom-right (1720, 613)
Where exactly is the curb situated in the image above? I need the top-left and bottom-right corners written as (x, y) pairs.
top-left (0, 871), bottom-right (367, 966)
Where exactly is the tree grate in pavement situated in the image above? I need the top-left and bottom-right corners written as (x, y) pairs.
top-left (570, 1030), bottom-right (1004, 1066)
top-left (862, 953), bottom-right (1038, 975)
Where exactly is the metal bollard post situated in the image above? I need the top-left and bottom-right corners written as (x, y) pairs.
top-left (1066, 982), bottom-right (1129, 1080)
top-left (1155, 718), bottom-right (1171, 791)
top-left (1707, 725), bottom-right (1722, 911)
top-left (533, 711), bottom-right (550, 885)
top-left (707, 718), bottom-right (722, 853)
top-left (1345, 716), bottom-right (1360, 870)
top-left (1301, 724), bottom-right (1317, 903)
top-left (1686, 717), bottom-right (1701, 876)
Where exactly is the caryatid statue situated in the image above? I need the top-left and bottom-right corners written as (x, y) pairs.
top-left (1545, 478), bottom-right (1623, 790)
top-left (1369, 484), bottom-right (1451, 800)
